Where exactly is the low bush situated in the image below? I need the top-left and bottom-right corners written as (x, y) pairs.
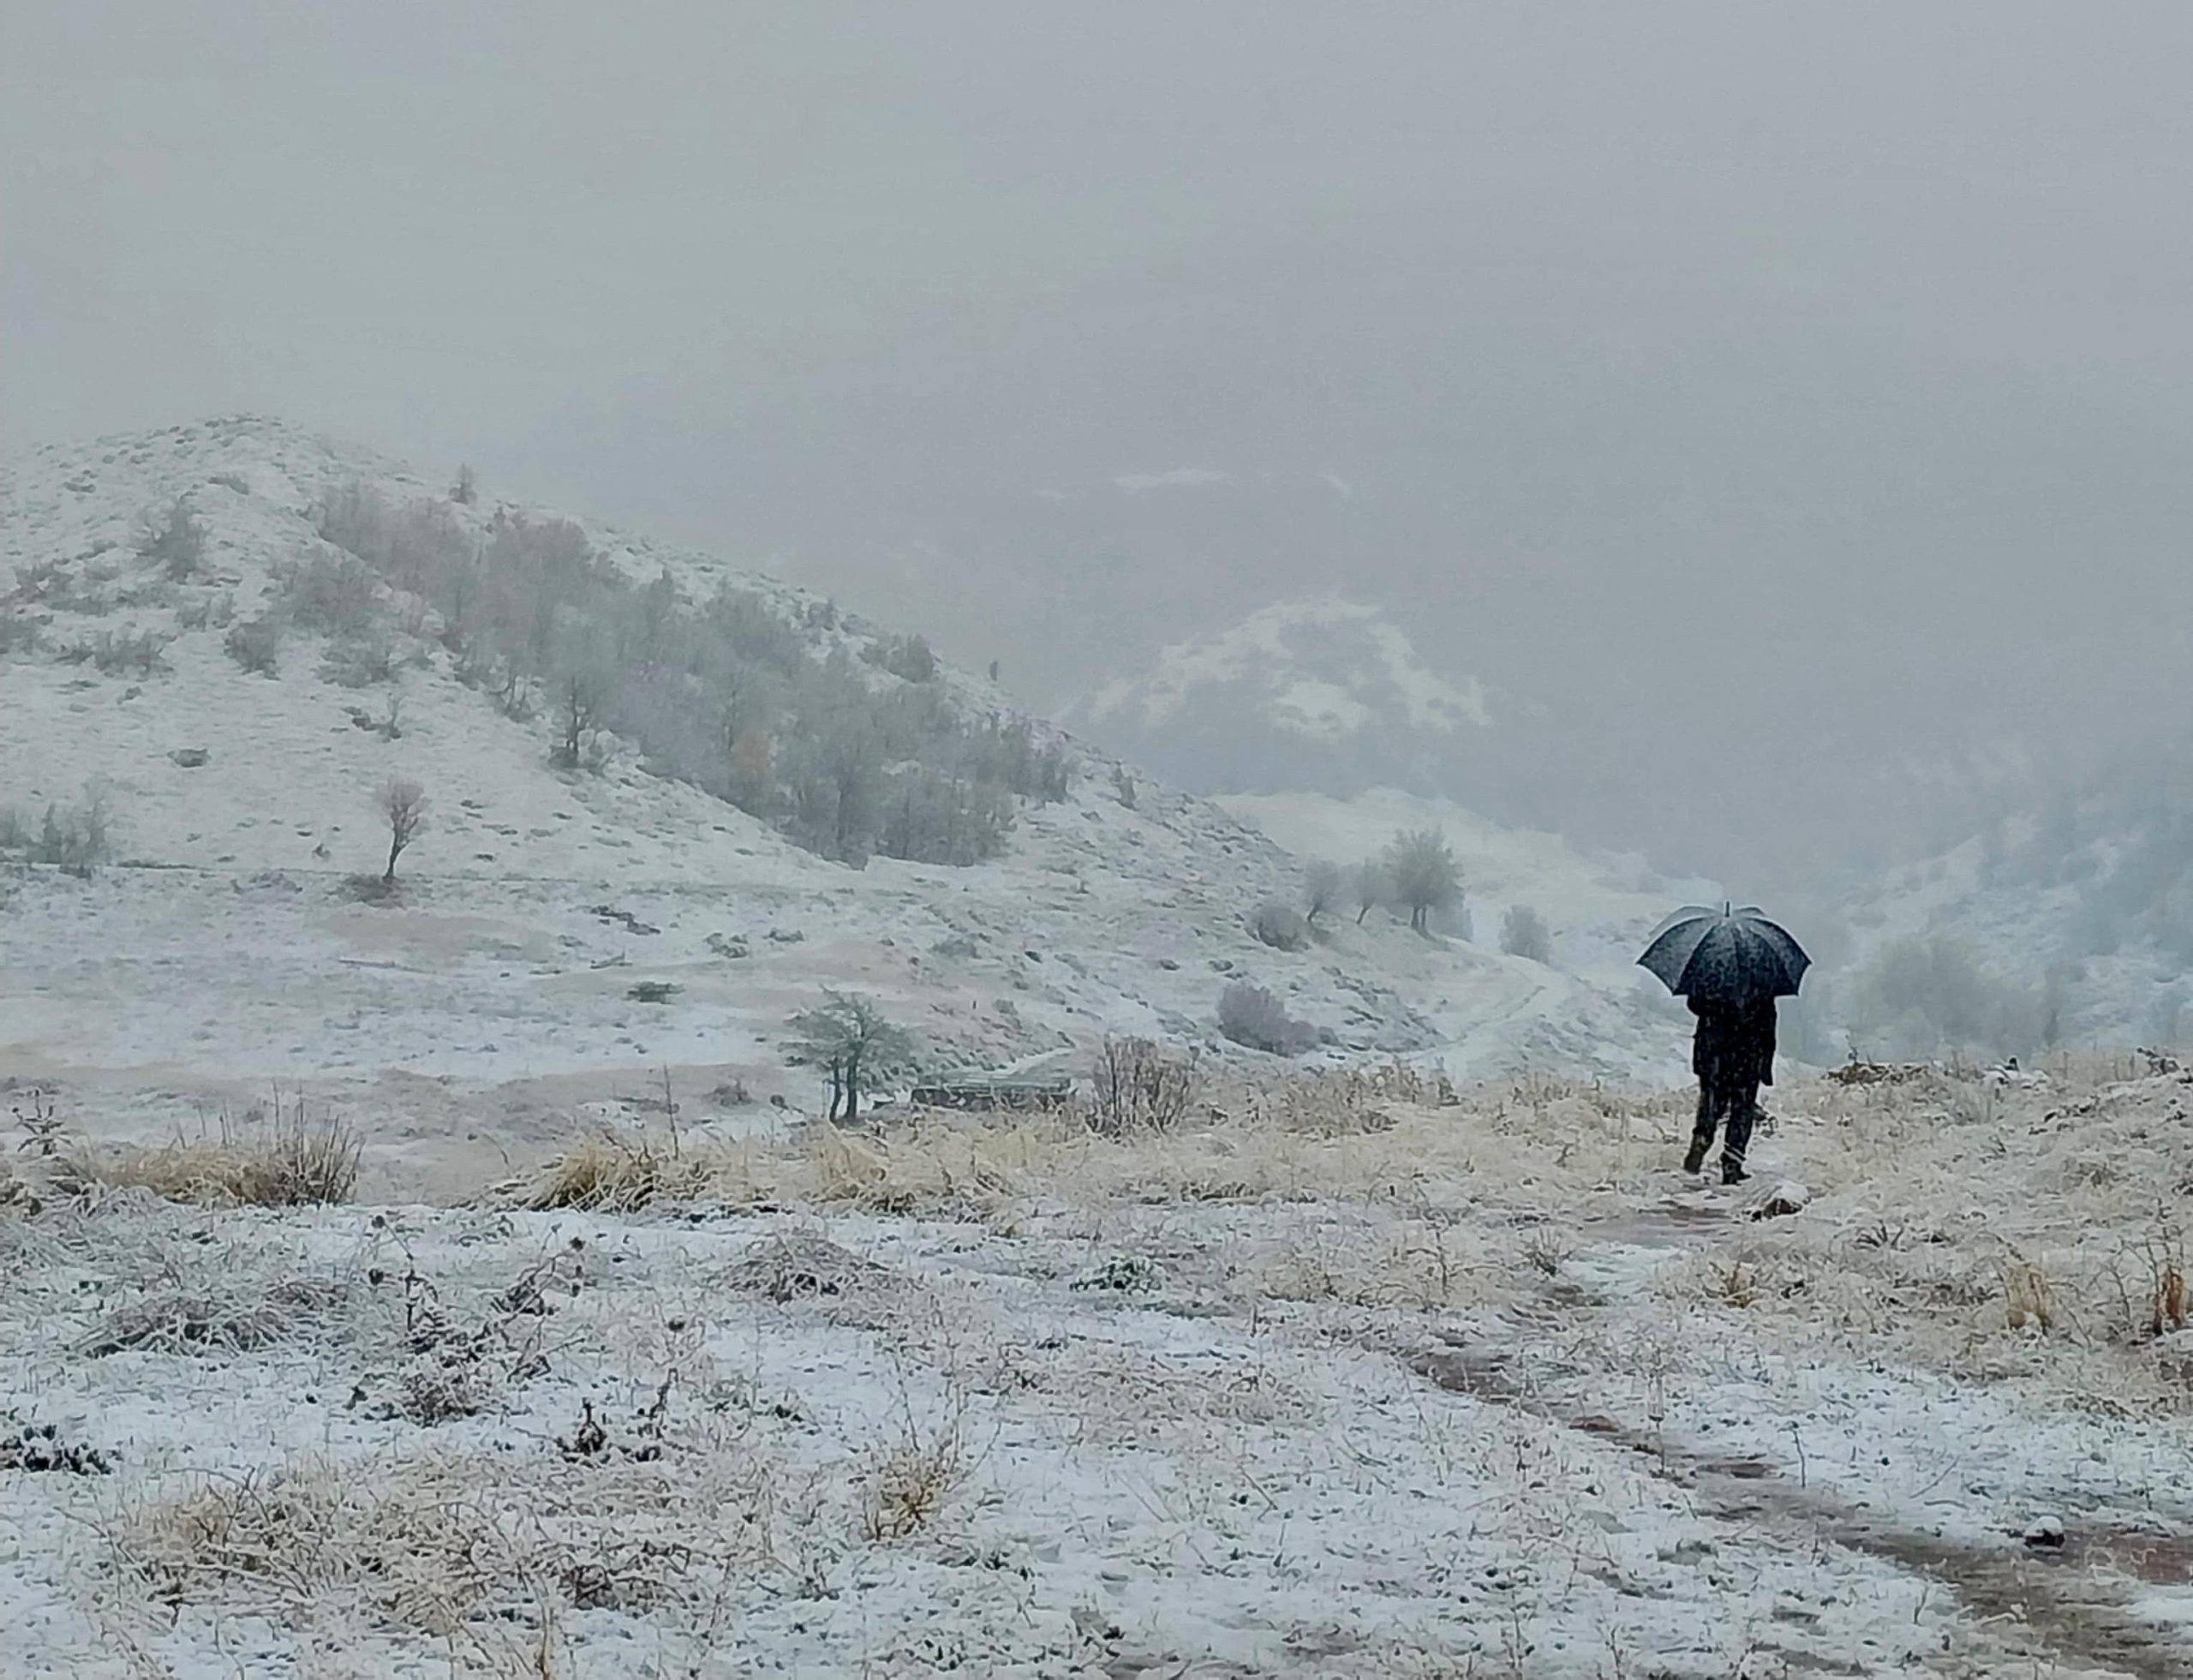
top-left (0, 791), bottom-right (114, 876)
top-left (1252, 900), bottom-right (1311, 952)
top-left (1217, 981), bottom-right (1317, 1055)
top-left (225, 614), bottom-right (283, 675)
top-left (1085, 1037), bottom-right (1201, 1137)
top-left (1500, 904), bottom-right (1552, 963)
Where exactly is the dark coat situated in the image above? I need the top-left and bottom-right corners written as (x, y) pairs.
top-left (1690, 996), bottom-right (1776, 1089)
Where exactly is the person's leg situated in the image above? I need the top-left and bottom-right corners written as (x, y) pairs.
top-left (1721, 1080), bottom-right (1759, 1183)
top-left (1684, 1080), bottom-right (1718, 1173)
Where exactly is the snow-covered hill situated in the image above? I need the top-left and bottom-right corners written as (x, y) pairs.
top-left (1067, 596), bottom-right (1492, 798)
top-left (1216, 788), bottom-right (1712, 1081)
top-left (1807, 767), bottom-right (2193, 1061)
top-left (0, 419), bottom-right (1712, 1193)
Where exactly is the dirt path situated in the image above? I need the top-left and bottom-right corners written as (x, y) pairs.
top-left (1401, 1194), bottom-right (2193, 1680)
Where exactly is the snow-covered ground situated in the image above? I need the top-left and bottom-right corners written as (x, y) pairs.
top-left (0, 419), bottom-right (1693, 1196)
top-left (8, 1061), bottom-right (2193, 1677)
top-left (7, 421), bottom-right (2193, 1677)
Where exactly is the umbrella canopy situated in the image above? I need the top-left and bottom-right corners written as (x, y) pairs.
top-left (1638, 904), bottom-right (1809, 1005)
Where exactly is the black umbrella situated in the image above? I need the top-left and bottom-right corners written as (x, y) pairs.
top-left (1638, 904), bottom-right (1809, 1005)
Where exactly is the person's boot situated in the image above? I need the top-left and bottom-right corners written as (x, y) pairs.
top-left (1682, 1136), bottom-right (1708, 1175)
top-left (1720, 1156), bottom-right (1749, 1187)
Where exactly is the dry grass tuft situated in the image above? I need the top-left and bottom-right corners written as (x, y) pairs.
top-left (859, 1402), bottom-right (969, 1541)
top-left (112, 1441), bottom-right (799, 1656)
top-left (68, 1102), bottom-right (361, 1207)
top-left (1999, 1251), bottom-right (2058, 1333)
top-left (517, 1126), bottom-right (733, 1211)
top-left (722, 1232), bottom-right (892, 1304)
top-left (86, 1277), bottom-right (353, 1356)
top-left (805, 1122), bottom-right (1018, 1214)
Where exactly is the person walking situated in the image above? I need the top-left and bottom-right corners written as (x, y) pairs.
top-left (1637, 904), bottom-right (1809, 1187)
top-left (1682, 995), bottom-right (1775, 1182)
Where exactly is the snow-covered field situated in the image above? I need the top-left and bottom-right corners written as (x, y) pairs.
top-left (13, 420), bottom-right (2193, 1677)
top-left (8, 1060), bottom-right (2193, 1677)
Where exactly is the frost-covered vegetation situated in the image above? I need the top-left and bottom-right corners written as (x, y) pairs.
top-left (309, 483), bottom-right (1072, 865)
top-left (0, 786), bottom-right (112, 876)
top-left (9, 1060), bottom-right (2193, 1677)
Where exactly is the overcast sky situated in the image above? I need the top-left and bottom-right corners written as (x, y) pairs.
top-left (8, 3), bottom-right (2191, 876)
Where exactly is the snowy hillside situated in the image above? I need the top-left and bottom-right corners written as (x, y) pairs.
top-left (1218, 788), bottom-right (1715, 1081)
top-left (1806, 767), bottom-right (2193, 1062)
top-left (0, 419), bottom-right (1494, 1185)
top-left (1068, 596), bottom-right (1493, 798)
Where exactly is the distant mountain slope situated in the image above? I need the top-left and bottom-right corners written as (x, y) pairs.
top-left (1808, 762), bottom-right (2193, 1061)
top-left (1067, 597), bottom-right (1491, 798)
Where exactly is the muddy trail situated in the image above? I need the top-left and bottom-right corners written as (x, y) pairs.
top-left (1401, 1194), bottom-right (2193, 1680)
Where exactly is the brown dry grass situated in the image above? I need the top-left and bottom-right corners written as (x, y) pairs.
top-left (516, 1125), bottom-right (732, 1211)
top-left (68, 1103), bottom-right (362, 1207)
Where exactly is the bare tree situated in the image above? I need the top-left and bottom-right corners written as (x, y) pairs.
top-left (1303, 858), bottom-right (1344, 926)
top-left (451, 463), bottom-right (478, 505)
top-left (1350, 859), bottom-right (1389, 925)
top-left (374, 778), bottom-right (429, 882)
top-left (1383, 828), bottom-right (1461, 933)
top-left (786, 991), bottom-right (915, 1121)
top-left (555, 669), bottom-right (605, 769)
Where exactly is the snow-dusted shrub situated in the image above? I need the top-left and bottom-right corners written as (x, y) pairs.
top-left (863, 632), bottom-right (938, 683)
top-left (1251, 900), bottom-right (1311, 953)
top-left (320, 634), bottom-right (398, 688)
top-left (135, 498), bottom-right (206, 582)
top-left (1217, 981), bottom-right (1314, 1055)
top-left (2, 789), bottom-right (113, 876)
top-left (874, 765), bottom-right (1015, 866)
top-left (70, 628), bottom-right (166, 677)
top-left (224, 613), bottom-right (282, 675)
top-left (0, 609), bottom-right (42, 657)
top-left (1500, 904), bottom-right (1552, 963)
top-left (1086, 1037), bottom-right (1201, 1137)
top-left (280, 553), bottom-right (381, 637)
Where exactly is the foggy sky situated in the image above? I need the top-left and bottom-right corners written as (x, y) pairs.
top-left (8, 3), bottom-right (2192, 882)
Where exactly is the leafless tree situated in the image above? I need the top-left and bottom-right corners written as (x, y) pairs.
top-left (555, 669), bottom-right (606, 769)
top-left (375, 778), bottom-right (428, 882)
top-left (1303, 858), bottom-right (1344, 926)
top-left (1350, 859), bottom-right (1389, 924)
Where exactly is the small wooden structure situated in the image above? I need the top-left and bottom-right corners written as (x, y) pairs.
top-left (911, 1070), bottom-right (1077, 1113)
